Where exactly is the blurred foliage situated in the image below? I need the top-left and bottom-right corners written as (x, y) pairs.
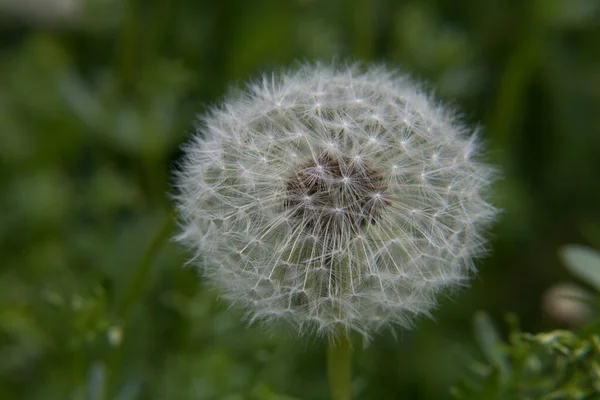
top-left (453, 319), bottom-right (600, 399)
top-left (453, 246), bottom-right (600, 399)
top-left (0, 0), bottom-right (599, 399)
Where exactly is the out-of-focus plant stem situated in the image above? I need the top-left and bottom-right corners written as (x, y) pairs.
top-left (327, 335), bottom-right (352, 400)
top-left (116, 0), bottom-right (142, 92)
top-left (103, 212), bottom-right (175, 400)
top-left (487, 4), bottom-right (544, 164)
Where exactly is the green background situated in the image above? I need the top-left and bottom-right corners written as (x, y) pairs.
top-left (1, 0), bottom-right (599, 398)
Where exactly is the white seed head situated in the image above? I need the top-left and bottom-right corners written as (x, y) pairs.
top-left (174, 63), bottom-right (498, 340)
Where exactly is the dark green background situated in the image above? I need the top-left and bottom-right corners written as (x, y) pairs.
top-left (1, 0), bottom-right (599, 398)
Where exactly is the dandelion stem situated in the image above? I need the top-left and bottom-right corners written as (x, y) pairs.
top-left (327, 334), bottom-right (352, 400)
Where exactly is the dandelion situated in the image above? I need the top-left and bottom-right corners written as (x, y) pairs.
top-left (174, 63), bottom-right (497, 341)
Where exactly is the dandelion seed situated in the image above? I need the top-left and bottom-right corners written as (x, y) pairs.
top-left (174, 63), bottom-right (498, 340)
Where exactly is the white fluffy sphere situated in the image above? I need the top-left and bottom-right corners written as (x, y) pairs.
top-left (175, 64), bottom-right (497, 339)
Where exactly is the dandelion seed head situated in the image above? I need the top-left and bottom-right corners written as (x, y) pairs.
top-left (175, 63), bottom-right (498, 340)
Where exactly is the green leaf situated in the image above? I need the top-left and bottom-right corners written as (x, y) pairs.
top-left (560, 245), bottom-right (600, 291)
top-left (473, 312), bottom-right (509, 383)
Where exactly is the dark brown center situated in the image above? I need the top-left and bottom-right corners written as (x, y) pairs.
top-left (284, 152), bottom-right (390, 236)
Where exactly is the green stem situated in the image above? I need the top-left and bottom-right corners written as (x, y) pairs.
top-left (486, 3), bottom-right (543, 165)
top-left (116, 0), bottom-right (142, 92)
top-left (117, 213), bottom-right (175, 320)
top-left (350, 0), bottom-right (374, 59)
top-left (327, 335), bottom-right (352, 400)
top-left (103, 212), bottom-right (175, 400)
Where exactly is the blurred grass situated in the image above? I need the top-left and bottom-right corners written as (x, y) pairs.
top-left (0, 0), bottom-right (599, 399)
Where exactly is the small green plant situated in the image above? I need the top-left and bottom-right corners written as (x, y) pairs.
top-left (452, 245), bottom-right (600, 399)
